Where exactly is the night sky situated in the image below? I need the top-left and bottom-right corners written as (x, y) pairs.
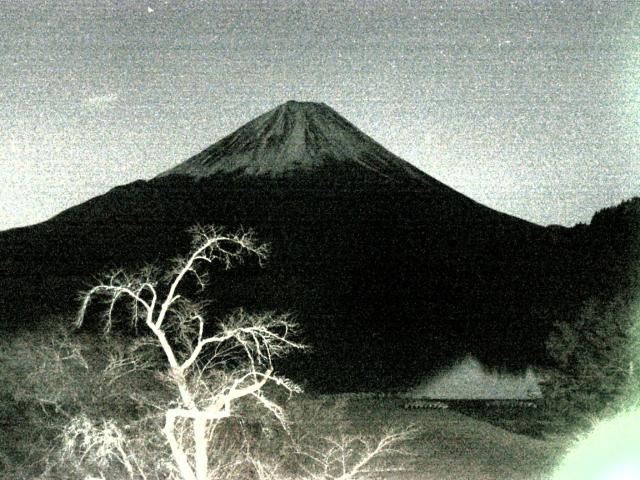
top-left (1, 0), bottom-right (638, 230)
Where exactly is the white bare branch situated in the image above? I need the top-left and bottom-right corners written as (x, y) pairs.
top-left (155, 225), bottom-right (268, 331)
top-left (297, 428), bottom-right (417, 480)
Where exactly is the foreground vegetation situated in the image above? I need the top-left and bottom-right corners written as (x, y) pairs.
top-left (1, 222), bottom-right (636, 479)
top-left (0, 320), bottom-right (567, 479)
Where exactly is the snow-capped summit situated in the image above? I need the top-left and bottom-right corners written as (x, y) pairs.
top-left (158, 100), bottom-right (430, 184)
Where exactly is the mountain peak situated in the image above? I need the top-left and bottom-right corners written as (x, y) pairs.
top-left (280, 99), bottom-right (326, 109)
top-left (158, 101), bottom-right (430, 183)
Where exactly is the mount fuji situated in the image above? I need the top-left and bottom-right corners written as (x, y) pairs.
top-left (1, 101), bottom-right (635, 391)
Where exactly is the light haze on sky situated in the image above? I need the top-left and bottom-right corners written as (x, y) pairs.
top-left (1, 0), bottom-right (638, 230)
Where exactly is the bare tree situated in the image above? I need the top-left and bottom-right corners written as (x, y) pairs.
top-left (76, 225), bottom-right (305, 480)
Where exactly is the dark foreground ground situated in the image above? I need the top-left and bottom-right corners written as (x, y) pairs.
top-left (0, 391), bottom-right (570, 479)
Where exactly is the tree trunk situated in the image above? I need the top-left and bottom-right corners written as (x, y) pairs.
top-left (163, 411), bottom-right (197, 480)
top-left (193, 416), bottom-right (209, 480)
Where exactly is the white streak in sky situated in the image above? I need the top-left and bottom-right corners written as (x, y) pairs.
top-left (83, 93), bottom-right (119, 107)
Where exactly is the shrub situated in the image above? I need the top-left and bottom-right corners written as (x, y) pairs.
top-left (543, 293), bottom-right (639, 427)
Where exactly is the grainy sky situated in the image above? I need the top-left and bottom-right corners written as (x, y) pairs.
top-left (1, 0), bottom-right (638, 230)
